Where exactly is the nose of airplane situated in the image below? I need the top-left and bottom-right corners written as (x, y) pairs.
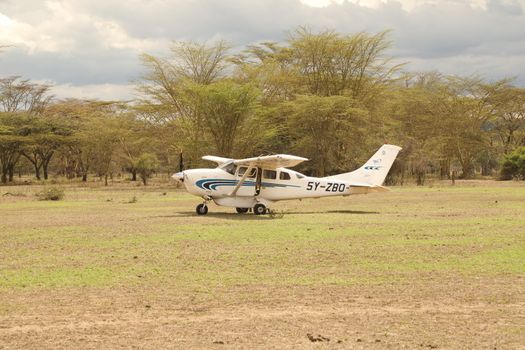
top-left (172, 171), bottom-right (184, 182)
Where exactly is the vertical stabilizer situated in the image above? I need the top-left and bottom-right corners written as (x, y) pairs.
top-left (325, 144), bottom-right (402, 186)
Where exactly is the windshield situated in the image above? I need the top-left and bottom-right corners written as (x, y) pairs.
top-left (220, 161), bottom-right (237, 175)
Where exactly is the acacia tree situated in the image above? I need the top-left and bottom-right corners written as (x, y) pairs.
top-left (134, 153), bottom-right (159, 185)
top-left (0, 78), bottom-right (53, 182)
top-left (281, 95), bottom-right (370, 177)
top-left (89, 117), bottom-right (121, 186)
top-left (138, 40), bottom-right (231, 121)
top-left (138, 40), bottom-right (232, 166)
top-left (491, 87), bottom-right (525, 155)
top-left (0, 118), bottom-right (24, 183)
top-left (0, 77), bottom-right (52, 115)
top-left (181, 80), bottom-right (262, 157)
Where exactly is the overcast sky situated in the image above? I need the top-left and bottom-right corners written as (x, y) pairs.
top-left (1, 0), bottom-right (524, 100)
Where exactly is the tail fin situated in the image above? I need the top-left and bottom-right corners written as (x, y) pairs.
top-left (326, 144), bottom-right (402, 186)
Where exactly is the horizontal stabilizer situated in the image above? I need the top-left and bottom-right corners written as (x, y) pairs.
top-left (349, 184), bottom-right (390, 194)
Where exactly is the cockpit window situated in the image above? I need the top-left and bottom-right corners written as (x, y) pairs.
top-left (295, 173), bottom-right (305, 179)
top-left (237, 166), bottom-right (257, 178)
top-left (221, 161), bottom-right (237, 175)
top-left (279, 171), bottom-right (291, 180)
top-left (263, 169), bottom-right (277, 180)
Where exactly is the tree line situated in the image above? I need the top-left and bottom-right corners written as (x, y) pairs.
top-left (1, 27), bottom-right (525, 185)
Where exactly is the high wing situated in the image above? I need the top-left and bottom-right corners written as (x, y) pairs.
top-left (226, 154), bottom-right (307, 196)
top-left (233, 154), bottom-right (308, 169)
top-left (202, 155), bottom-right (233, 166)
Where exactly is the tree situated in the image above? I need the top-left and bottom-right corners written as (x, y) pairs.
top-left (288, 27), bottom-right (400, 100)
top-left (0, 78), bottom-right (53, 182)
top-left (0, 77), bottom-right (52, 114)
top-left (134, 153), bottom-right (159, 185)
top-left (138, 40), bottom-right (231, 122)
top-left (491, 87), bottom-right (525, 155)
top-left (281, 95), bottom-right (370, 177)
top-left (0, 114), bottom-right (24, 183)
top-left (18, 115), bottom-right (71, 180)
top-left (181, 80), bottom-right (262, 156)
top-left (500, 146), bottom-right (525, 180)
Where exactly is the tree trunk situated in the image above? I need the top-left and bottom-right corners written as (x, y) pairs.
top-left (460, 162), bottom-right (475, 179)
top-left (41, 152), bottom-right (54, 181)
top-left (82, 174), bottom-right (87, 182)
top-left (104, 174), bottom-right (108, 186)
top-left (416, 171), bottom-right (425, 186)
top-left (439, 159), bottom-right (450, 179)
top-left (8, 165), bottom-right (14, 182)
top-left (142, 176), bottom-right (147, 186)
top-left (1, 169), bottom-right (7, 184)
top-left (34, 164), bottom-right (41, 180)
top-left (131, 170), bottom-right (137, 181)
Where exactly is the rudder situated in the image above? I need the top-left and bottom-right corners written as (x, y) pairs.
top-left (325, 144), bottom-right (402, 186)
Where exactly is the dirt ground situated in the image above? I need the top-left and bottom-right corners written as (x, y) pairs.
top-left (1, 180), bottom-right (524, 349)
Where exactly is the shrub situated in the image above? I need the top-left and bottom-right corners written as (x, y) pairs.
top-left (36, 187), bottom-right (65, 201)
top-left (500, 147), bottom-right (525, 180)
top-left (134, 153), bottom-right (159, 186)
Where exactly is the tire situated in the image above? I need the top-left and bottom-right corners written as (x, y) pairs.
top-left (253, 203), bottom-right (267, 215)
top-left (196, 203), bottom-right (208, 215)
top-left (236, 207), bottom-right (249, 214)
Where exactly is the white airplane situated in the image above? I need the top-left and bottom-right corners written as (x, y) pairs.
top-left (172, 144), bottom-right (402, 215)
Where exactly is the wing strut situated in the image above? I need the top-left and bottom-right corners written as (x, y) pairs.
top-left (228, 164), bottom-right (255, 196)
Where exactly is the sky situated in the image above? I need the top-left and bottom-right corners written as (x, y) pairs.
top-left (0, 0), bottom-right (524, 100)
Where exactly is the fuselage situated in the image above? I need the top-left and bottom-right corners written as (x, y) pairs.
top-left (180, 166), bottom-right (361, 208)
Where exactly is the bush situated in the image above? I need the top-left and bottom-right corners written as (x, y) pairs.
top-left (36, 187), bottom-right (65, 201)
top-left (500, 147), bottom-right (525, 180)
top-left (134, 153), bottom-right (159, 186)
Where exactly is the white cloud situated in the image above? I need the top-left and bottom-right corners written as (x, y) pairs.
top-left (50, 83), bottom-right (135, 101)
top-left (1, 0), bottom-right (524, 100)
top-left (299, 0), bottom-right (495, 11)
top-left (0, 1), bottom-right (166, 54)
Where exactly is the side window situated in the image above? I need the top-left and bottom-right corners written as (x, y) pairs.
top-left (279, 171), bottom-right (291, 180)
top-left (263, 169), bottom-right (277, 180)
top-left (238, 167), bottom-right (256, 178)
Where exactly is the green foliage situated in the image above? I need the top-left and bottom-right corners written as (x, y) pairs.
top-left (1, 28), bottom-right (525, 183)
top-left (36, 186), bottom-right (65, 201)
top-left (134, 153), bottom-right (159, 185)
top-left (181, 80), bottom-right (264, 157)
top-left (500, 147), bottom-right (525, 180)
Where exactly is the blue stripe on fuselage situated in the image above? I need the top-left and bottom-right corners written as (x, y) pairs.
top-left (195, 178), bottom-right (300, 190)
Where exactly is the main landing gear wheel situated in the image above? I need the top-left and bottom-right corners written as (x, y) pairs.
top-left (253, 203), bottom-right (267, 215)
top-left (196, 203), bottom-right (208, 215)
top-left (236, 207), bottom-right (249, 214)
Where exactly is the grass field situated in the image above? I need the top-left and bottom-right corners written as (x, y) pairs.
top-left (1, 180), bottom-right (524, 349)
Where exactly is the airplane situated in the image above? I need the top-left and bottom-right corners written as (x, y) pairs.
top-left (172, 144), bottom-right (402, 215)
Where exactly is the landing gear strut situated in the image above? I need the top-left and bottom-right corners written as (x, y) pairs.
top-left (253, 203), bottom-right (267, 215)
top-left (196, 203), bottom-right (208, 215)
top-left (236, 207), bottom-right (249, 214)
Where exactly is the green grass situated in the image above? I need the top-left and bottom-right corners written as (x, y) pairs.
top-left (1, 181), bottom-right (524, 290)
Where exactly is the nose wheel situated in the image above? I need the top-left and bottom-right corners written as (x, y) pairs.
top-left (196, 203), bottom-right (208, 215)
